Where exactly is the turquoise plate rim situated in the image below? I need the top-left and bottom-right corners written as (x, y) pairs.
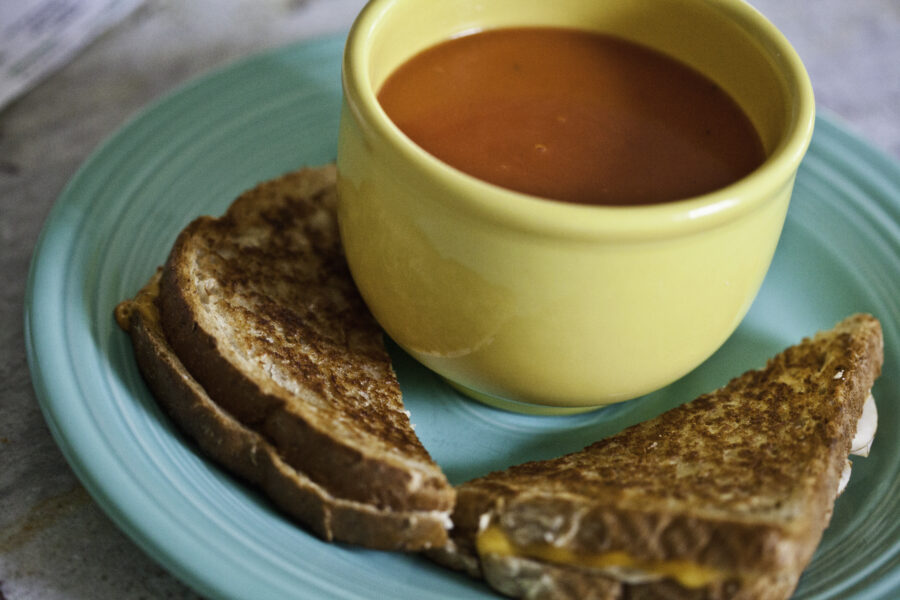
top-left (24, 34), bottom-right (900, 599)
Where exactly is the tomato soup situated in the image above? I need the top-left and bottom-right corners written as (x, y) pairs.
top-left (377, 28), bottom-right (766, 206)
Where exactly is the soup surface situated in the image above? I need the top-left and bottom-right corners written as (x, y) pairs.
top-left (378, 27), bottom-right (766, 206)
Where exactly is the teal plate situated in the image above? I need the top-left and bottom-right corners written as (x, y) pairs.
top-left (25, 34), bottom-right (900, 599)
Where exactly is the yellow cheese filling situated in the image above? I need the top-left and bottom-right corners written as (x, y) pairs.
top-left (476, 525), bottom-right (726, 589)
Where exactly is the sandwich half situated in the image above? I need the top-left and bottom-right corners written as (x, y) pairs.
top-left (430, 314), bottom-right (883, 599)
top-left (116, 165), bottom-right (454, 550)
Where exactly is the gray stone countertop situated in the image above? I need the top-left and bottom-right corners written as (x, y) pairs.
top-left (1, 1), bottom-right (897, 598)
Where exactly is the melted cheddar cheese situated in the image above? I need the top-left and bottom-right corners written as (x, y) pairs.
top-left (476, 525), bottom-right (726, 589)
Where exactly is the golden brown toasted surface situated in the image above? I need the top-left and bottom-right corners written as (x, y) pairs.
top-left (154, 165), bottom-right (452, 513)
top-left (446, 314), bottom-right (883, 584)
top-left (115, 272), bottom-right (450, 550)
top-left (468, 315), bottom-right (882, 514)
top-left (173, 168), bottom-right (421, 453)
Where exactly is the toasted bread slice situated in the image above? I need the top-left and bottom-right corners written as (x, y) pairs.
top-left (116, 272), bottom-right (450, 549)
top-left (430, 314), bottom-right (883, 598)
top-left (118, 165), bottom-right (453, 550)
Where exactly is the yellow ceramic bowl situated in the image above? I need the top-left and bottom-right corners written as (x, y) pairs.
top-left (337, 0), bottom-right (815, 414)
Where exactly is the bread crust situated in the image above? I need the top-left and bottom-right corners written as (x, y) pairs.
top-left (435, 314), bottom-right (883, 598)
top-left (156, 166), bottom-right (453, 515)
top-left (117, 271), bottom-right (449, 550)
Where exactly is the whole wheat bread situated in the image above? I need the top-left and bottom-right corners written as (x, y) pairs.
top-left (117, 165), bottom-right (454, 550)
top-left (430, 314), bottom-right (883, 598)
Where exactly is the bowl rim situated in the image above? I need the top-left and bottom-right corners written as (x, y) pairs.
top-left (341, 0), bottom-right (816, 241)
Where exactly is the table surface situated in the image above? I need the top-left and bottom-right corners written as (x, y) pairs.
top-left (1, 1), bottom-right (898, 598)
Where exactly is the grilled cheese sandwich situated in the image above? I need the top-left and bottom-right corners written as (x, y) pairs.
top-left (116, 165), bottom-right (455, 550)
top-left (429, 314), bottom-right (884, 600)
